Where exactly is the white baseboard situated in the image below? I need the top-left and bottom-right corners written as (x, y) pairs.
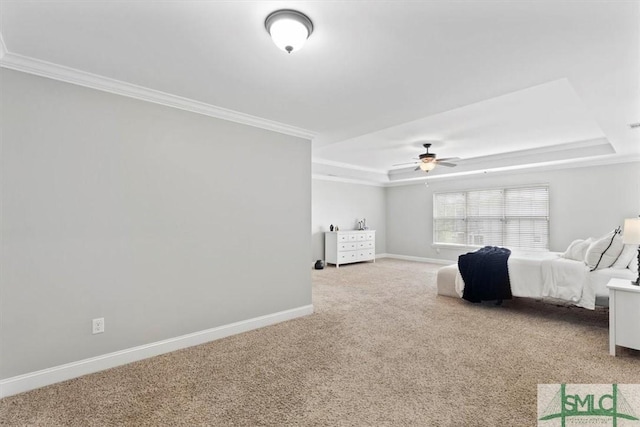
top-left (0, 304), bottom-right (314, 399)
top-left (382, 253), bottom-right (454, 265)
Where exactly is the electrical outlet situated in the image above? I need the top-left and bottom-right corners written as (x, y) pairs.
top-left (92, 317), bottom-right (105, 334)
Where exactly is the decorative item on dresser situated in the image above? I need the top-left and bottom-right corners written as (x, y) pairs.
top-left (325, 230), bottom-right (376, 268)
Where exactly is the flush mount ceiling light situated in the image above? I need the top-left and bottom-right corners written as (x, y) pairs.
top-left (265, 9), bottom-right (313, 54)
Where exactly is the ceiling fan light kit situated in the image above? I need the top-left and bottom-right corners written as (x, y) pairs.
top-left (419, 161), bottom-right (436, 172)
top-left (265, 9), bottom-right (313, 54)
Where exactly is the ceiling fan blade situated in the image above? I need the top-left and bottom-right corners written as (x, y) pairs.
top-left (436, 157), bottom-right (460, 162)
top-left (414, 166), bottom-right (420, 171)
top-left (437, 161), bottom-right (457, 167)
top-left (392, 161), bottom-right (419, 166)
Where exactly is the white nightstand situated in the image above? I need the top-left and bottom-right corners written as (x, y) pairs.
top-left (607, 278), bottom-right (640, 356)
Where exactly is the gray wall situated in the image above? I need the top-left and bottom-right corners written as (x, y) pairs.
top-left (386, 162), bottom-right (640, 262)
top-left (1, 69), bottom-right (311, 379)
top-left (311, 179), bottom-right (386, 262)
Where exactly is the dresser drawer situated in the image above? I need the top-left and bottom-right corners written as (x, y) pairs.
top-left (357, 241), bottom-right (374, 249)
top-left (357, 250), bottom-right (375, 261)
top-left (338, 234), bottom-right (349, 243)
top-left (339, 243), bottom-right (357, 251)
top-left (365, 232), bottom-right (375, 241)
top-left (338, 252), bottom-right (358, 263)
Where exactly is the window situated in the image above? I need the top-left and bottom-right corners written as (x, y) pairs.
top-left (433, 185), bottom-right (549, 250)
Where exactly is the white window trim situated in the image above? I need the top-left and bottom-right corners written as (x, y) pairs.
top-left (432, 184), bottom-right (550, 250)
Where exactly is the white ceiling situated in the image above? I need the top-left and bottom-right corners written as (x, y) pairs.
top-left (1, 1), bottom-right (638, 184)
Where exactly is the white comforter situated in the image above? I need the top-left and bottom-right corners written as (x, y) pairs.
top-left (541, 257), bottom-right (594, 309)
top-left (455, 251), bottom-right (600, 309)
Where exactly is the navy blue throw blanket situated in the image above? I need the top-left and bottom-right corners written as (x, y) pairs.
top-left (459, 246), bottom-right (512, 303)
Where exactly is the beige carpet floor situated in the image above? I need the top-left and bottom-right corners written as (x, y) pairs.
top-left (1, 258), bottom-right (639, 426)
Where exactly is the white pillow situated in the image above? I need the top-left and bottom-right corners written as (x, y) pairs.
top-left (584, 231), bottom-right (624, 270)
top-left (562, 238), bottom-right (592, 261)
top-left (611, 244), bottom-right (638, 269)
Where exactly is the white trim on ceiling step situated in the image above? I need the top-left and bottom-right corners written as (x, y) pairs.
top-left (0, 304), bottom-right (314, 399)
top-left (0, 33), bottom-right (7, 60)
top-left (311, 174), bottom-right (386, 187)
top-left (0, 51), bottom-right (316, 140)
top-left (312, 158), bottom-right (388, 175)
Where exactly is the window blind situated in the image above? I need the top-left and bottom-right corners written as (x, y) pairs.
top-left (433, 185), bottom-right (549, 250)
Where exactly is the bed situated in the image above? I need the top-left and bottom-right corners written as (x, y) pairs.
top-left (437, 250), bottom-right (637, 309)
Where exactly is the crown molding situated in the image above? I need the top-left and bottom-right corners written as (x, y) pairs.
top-left (0, 51), bottom-right (316, 140)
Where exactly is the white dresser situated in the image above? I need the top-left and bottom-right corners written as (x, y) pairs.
top-left (325, 230), bottom-right (376, 267)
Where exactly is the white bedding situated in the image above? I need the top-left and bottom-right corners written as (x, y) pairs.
top-left (454, 250), bottom-right (635, 309)
top-left (541, 256), bottom-right (594, 309)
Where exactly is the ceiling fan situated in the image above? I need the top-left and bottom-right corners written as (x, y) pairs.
top-left (393, 143), bottom-right (458, 172)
